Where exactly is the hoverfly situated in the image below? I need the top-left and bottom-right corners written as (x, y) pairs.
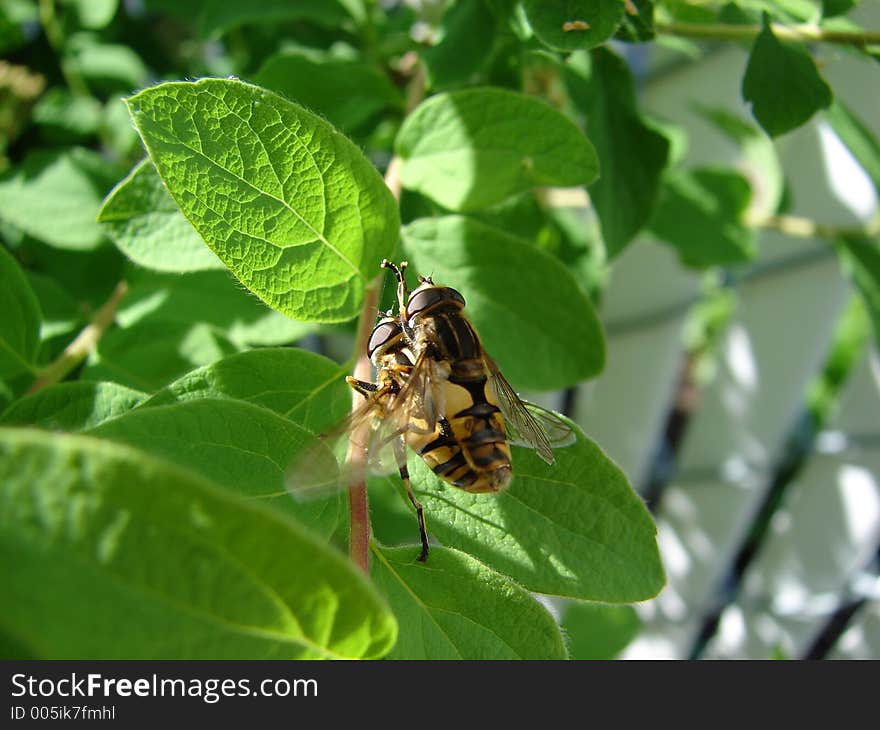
top-left (287, 260), bottom-right (574, 562)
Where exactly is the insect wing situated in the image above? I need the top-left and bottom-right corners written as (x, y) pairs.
top-left (284, 394), bottom-right (398, 501)
top-left (485, 354), bottom-right (574, 465)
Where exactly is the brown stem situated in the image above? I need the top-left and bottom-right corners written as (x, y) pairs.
top-left (656, 21), bottom-right (880, 48)
top-left (27, 280), bottom-right (128, 395)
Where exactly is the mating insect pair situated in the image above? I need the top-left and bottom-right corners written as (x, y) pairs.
top-left (288, 260), bottom-right (573, 562)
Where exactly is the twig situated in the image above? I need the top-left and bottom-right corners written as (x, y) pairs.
top-left (656, 21), bottom-right (880, 48)
top-left (752, 213), bottom-right (880, 240)
top-left (27, 281), bottom-right (128, 395)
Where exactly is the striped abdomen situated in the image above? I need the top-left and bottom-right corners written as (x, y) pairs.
top-left (407, 310), bottom-right (513, 493)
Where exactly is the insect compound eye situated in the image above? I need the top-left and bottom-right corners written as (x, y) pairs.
top-left (367, 319), bottom-right (402, 358)
top-left (407, 286), bottom-right (466, 319)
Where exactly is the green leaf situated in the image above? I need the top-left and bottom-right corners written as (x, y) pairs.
top-left (560, 601), bottom-right (640, 659)
top-left (82, 321), bottom-right (240, 392)
top-left (615, 0), bottom-right (655, 42)
top-left (742, 14), bottom-right (833, 137)
top-left (63, 0), bottom-right (119, 29)
top-left (144, 348), bottom-right (351, 437)
top-left (85, 398), bottom-right (341, 539)
top-left (255, 52), bottom-right (402, 134)
top-left (371, 544), bottom-right (568, 659)
top-left (116, 270), bottom-right (314, 348)
top-left (649, 168), bottom-right (756, 268)
top-left (98, 160), bottom-right (225, 273)
top-left (822, 0), bottom-right (859, 18)
top-left (0, 149), bottom-right (109, 251)
top-left (402, 216), bottom-right (604, 390)
top-left (65, 34), bottom-right (149, 91)
top-left (32, 88), bottom-right (103, 141)
top-left (0, 245), bottom-right (41, 378)
top-left (565, 48), bottom-right (670, 257)
top-left (197, 0), bottom-right (351, 38)
top-left (25, 272), bottom-right (82, 352)
top-left (0, 382), bottom-right (148, 431)
top-left (126, 78), bottom-right (398, 323)
top-left (836, 235), bottom-right (880, 348)
top-left (0, 427), bottom-right (396, 658)
top-left (422, 1), bottom-right (499, 89)
top-left (399, 424), bottom-right (665, 601)
top-left (396, 87), bottom-right (598, 211)
top-left (523, 0), bottom-right (625, 51)
top-left (825, 100), bottom-right (880, 197)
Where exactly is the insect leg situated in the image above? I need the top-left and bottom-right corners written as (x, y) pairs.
top-left (346, 375), bottom-right (380, 398)
top-left (393, 436), bottom-right (429, 562)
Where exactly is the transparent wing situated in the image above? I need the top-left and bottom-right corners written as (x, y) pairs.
top-left (285, 353), bottom-right (441, 501)
top-left (485, 354), bottom-right (575, 465)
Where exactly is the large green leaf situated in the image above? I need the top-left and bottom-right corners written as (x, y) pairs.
top-left (371, 544), bottom-right (567, 659)
top-left (742, 14), bottom-right (833, 137)
top-left (144, 348), bottom-right (350, 437)
top-left (85, 398), bottom-right (340, 538)
top-left (393, 425), bottom-right (664, 601)
top-left (0, 149), bottom-right (110, 251)
top-left (0, 381), bottom-right (147, 431)
top-left (98, 159), bottom-right (225, 273)
top-left (523, 0), bottom-right (625, 51)
top-left (648, 168), bottom-right (756, 268)
top-left (0, 246), bottom-right (41, 378)
top-left (560, 601), bottom-right (640, 659)
top-left (126, 78), bottom-right (398, 323)
top-left (401, 216), bottom-right (604, 390)
top-left (116, 270), bottom-right (314, 347)
top-left (255, 52), bottom-right (402, 134)
top-left (422, 1), bottom-right (499, 89)
top-left (0, 427), bottom-right (395, 658)
top-left (565, 48), bottom-right (670, 257)
top-left (82, 321), bottom-right (240, 392)
top-left (396, 88), bottom-right (598, 211)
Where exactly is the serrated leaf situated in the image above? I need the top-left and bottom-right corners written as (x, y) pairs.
top-left (825, 100), bottom-right (880, 197)
top-left (422, 1), bottom-right (498, 89)
top-left (402, 216), bottom-right (604, 390)
top-left (0, 246), bottom-right (41, 378)
top-left (98, 160), bottom-right (225, 273)
top-left (116, 270), bottom-right (314, 347)
top-left (396, 424), bottom-right (664, 601)
top-left (523, 0), bottom-right (625, 51)
top-left (0, 427), bottom-right (396, 658)
top-left (0, 382), bottom-right (148, 431)
top-left (742, 14), bottom-right (833, 137)
top-left (565, 48), bottom-right (670, 257)
top-left (144, 348), bottom-right (351, 437)
top-left (649, 168), bottom-right (756, 268)
top-left (255, 52), bottom-right (402, 134)
top-left (82, 321), bottom-right (240, 392)
top-left (0, 149), bottom-right (109, 250)
top-left (197, 0), bottom-right (351, 38)
top-left (371, 544), bottom-right (568, 659)
top-left (836, 235), bottom-right (880, 348)
top-left (396, 87), bottom-right (598, 211)
top-left (85, 398), bottom-right (341, 539)
top-left (560, 601), bottom-right (640, 659)
top-left (126, 78), bottom-right (398, 323)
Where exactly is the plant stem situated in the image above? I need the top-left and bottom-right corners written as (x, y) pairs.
top-left (346, 54), bottom-right (425, 572)
top-left (656, 21), bottom-right (880, 48)
top-left (753, 213), bottom-right (880, 240)
top-left (27, 281), bottom-right (129, 395)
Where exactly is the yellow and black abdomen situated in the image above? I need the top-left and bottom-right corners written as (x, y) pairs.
top-left (407, 362), bottom-right (512, 493)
